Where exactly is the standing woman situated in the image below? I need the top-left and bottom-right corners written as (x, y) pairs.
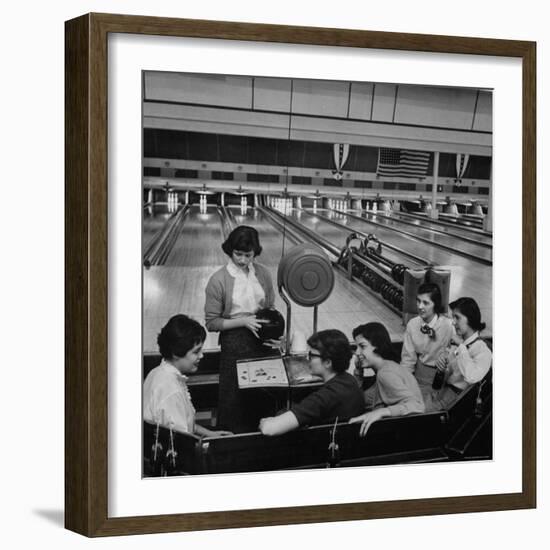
top-left (205, 225), bottom-right (275, 433)
top-left (401, 282), bottom-right (454, 390)
top-left (423, 297), bottom-right (492, 411)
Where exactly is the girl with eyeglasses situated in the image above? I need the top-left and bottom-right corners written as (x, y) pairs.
top-left (349, 322), bottom-right (425, 437)
top-left (423, 297), bottom-right (492, 412)
top-left (259, 329), bottom-right (364, 436)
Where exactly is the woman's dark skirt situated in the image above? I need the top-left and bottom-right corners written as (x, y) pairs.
top-left (218, 327), bottom-right (275, 433)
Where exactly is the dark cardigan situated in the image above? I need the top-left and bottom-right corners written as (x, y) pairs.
top-left (204, 262), bottom-right (275, 332)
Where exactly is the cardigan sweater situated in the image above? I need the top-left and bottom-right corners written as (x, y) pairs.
top-left (204, 262), bottom-right (275, 332)
top-left (370, 361), bottom-right (425, 417)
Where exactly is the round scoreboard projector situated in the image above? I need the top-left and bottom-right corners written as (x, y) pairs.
top-left (277, 244), bottom-right (335, 306)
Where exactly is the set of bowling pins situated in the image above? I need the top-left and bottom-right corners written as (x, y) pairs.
top-left (239, 196), bottom-right (248, 215)
top-left (328, 199), bottom-right (348, 213)
top-left (199, 194), bottom-right (208, 214)
top-left (365, 201), bottom-right (378, 213)
top-left (270, 197), bottom-right (292, 215)
top-left (167, 192), bottom-right (178, 213)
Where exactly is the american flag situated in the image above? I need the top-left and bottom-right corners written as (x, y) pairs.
top-left (376, 148), bottom-right (431, 178)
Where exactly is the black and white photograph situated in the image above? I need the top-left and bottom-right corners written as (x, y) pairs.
top-left (141, 71), bottom-right (493, 476)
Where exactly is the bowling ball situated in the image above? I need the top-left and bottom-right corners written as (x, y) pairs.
top-left (255, 308), bottom-right (285, 341)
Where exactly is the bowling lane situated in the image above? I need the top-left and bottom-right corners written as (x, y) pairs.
top-left (301, 208), bottom-right (490, 267)
top-left (368, 211), bottom-right (493, 247)
top-left (297, 208), bottom-right (492, 332)
top-left (164, 205), bottom-right (227, 267)
top-left (295, 208), bottom-right (427, 267)
top-left (356, 211), bottom-right (492, 261)
top-left (402, 210), bottom-right (487, 232)
top-left (143, 204), bottom-right (175, 250)
top-left (143, 203), bottom-right (491, 354)
top-left (144, 204), bottom-right (407, 351)
top-left (145, 204), bottom-right (227, 351)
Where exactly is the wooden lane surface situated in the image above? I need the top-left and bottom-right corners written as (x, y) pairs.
top-left (401, 210), bottom-right (487, 232)
top-left (292, 209), bottom-right (427, 267)
top-left (143, 205), bottom-right (491, 353)
top-left (354, 211), bottom-right (492, 261)
top-left (294, 208), bottom-right (492, 333)
top-left (382, 211), bottom-right (494, 246)
top-left (163, 205), bottom-right (226, 267)
top-left (360, 211), bottom-right (493, 255)
top-left (142, 204), bottom-right (173, 250)
top-left (143, 206), bottom-right (406, 352)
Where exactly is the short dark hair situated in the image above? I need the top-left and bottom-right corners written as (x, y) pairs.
top-left (307, 329), bottom-right (352, 373)
top-left (449, 297), bottom-right (486, 332)
top-left (157, 314), bottom-right (206, 360)
top-left (222, 225), bottom-right (262, 257)
top-left (417, 282), bottom-right (444, 314)
top-left (352, 322), bottom-right (396, 361)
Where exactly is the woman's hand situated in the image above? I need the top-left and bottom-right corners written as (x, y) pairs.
top-left (450, 334), bottom-right (463, 346)
top-left (259, 416), bottom-right (280, 436)
top-left (352, 355), bottom-right (365, 377)
top-left (349, 408), bottom-right (390, 437)
top-left (262, 336), bottom-right (285, 351)
top-left (259, 412), bottom-right (299, 436)
top-left (241, 315), bottom-right (267, 338)
top-left (435, 353), bottom-right (448, 372)
top-left (195, 425), bottom-right (233, 438)
top-left (207, 430), bottom-right (233, 437)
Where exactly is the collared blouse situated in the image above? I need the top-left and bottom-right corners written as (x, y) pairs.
top-left (446, 331), bottom-right (492, 390)
top-left (143, 360), bottom-right (195, 434)
top-left (225, 261), bottom-right (266, 317)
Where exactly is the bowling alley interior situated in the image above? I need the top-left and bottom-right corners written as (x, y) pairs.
top-left (142, 71), bottom-right (494, 475)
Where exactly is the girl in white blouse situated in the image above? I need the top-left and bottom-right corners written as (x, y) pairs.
top-left (423, 297), bottom-right (492, 411)
top-left (143, 314), bottom-right (232, 437)
top-left (400, 282), bottom-right (454, 390)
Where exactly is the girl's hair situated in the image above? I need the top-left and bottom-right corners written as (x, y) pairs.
top-left (417, 282), bottom-right (445, 314)
top-left (157, 314), bottom-right (206, 360)
top-left (352, 322), bottom-right (397, 361)
top-left (307, 329), bottom-right (352, 373)
top-left (222, 225), bottom-right (262, 257)
top-left (449, 297), bottom-right (486, 332)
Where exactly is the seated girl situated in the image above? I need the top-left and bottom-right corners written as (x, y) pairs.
top-left (259, 329), bottom-right (365, 436)
top-left (143, 314), bottom-right (233, 437)
top-left (423, 297), bottom-right (492, 412)
top-left (349, 322), bottom-right (425, 437)
top-left (401, 282), bottom-right (454, 389)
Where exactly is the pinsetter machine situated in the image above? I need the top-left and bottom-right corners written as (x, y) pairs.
top-left (336, 232), bottom-right (452, 322)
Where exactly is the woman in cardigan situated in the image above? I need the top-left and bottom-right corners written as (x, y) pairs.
top-left (205, 225), bottom-right (277, 433)
top-left (400, 282), bottom-right (455, 390)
